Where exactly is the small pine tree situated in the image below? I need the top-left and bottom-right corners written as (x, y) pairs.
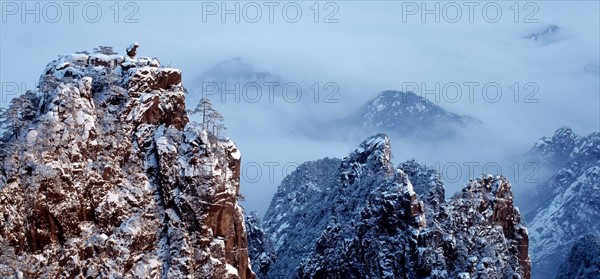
top-left (210, 110), bottom-right (225, 135)
top-left (215, 123), bottom-right (227, 138)
top-left (192, 97), bottom-right (214, 130)
top-left (237, 192), bottom-right (246, 201)
top-left (0, 94), bottom-right (36, 139)
top-left (93, 46), bottom-right (118, 55)
top-left (0, 106), bottom-right (6, 132)
top-left (190, 97), bottom-right (227, 138)
top-left (0, 107), bottom-right (7, 160)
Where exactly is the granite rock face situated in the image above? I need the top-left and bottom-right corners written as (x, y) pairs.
top-left (0, 48), bottom-right (255, 278)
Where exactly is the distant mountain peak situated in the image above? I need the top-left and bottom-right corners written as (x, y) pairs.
top-left (352, 90), bottom-right (478, 140)
top-left (197, 57), bottom-right (281, 82)
top-left (526, 24), bottom-right (561, 44)
top-left (208, 57), bottom-right (255, 75)
top-left (191, 58), bottom-right (283, 105)
top-left (370, 91), bottom-right (432, 118)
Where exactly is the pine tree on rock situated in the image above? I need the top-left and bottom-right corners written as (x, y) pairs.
top-left (93, 46), bottom-right (118, 55)
top-left (191, 97), bottom-right (213, 130)
top-left (0, 93), bottom-right (36, 139)
top-left (191, 97), bottom-right (226, 137)
top-left (209, 110), bottom-right (225, 135)
top-left (215, 123), bottom-right (227, 138)
top-left (0, 106), bottom-right (7, 136)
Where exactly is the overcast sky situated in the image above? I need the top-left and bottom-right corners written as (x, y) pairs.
top-left (2, 1), bottom-right (599, 215)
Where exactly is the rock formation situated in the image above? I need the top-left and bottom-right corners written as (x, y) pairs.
top-left (127, 42), bottom-right (140, 58)
top-left (0, 47), bottom-right (255, 278)
top-left (254, 134), bottom-right (530, 278)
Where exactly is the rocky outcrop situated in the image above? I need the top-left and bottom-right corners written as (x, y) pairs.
top-left (0, 47), bottom-right (255, 278)
top-left (399, 159), bottom-right (445, 211)
top-left (556, 234), bottom-right (600, 279)
top-left (255, 135), bottom-right (530, 278)
top-left (127, 42), bottom-right (140, 58)
top-left (419, 176), bottom-right (531, 278)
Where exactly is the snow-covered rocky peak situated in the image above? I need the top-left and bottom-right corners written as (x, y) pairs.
top-left (578, 131), bottom-right (600, 157)
top-left (458, 175), bottom-right (514, 203)
top-left (0, 46), bottom-right (255, 278)
top-left (341, 134), bottom-right (393, 184)
top-left (530, 126), bottom-right (581, 167)
top-left (260, 157), bottom-right (341, 278)
top-left (40, 49), bottom-right (186, 127)
top-left (253, 135), bottom-right (530, 278)
top-left (361, 91), bottom-right (449, 125)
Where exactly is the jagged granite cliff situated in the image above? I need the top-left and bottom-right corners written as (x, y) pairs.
top-left (0, 47), bottom-right (255, 278)
top-left (255, 134), bottom-right (530, 278)
top-left (525, 127), bottom-right (600, 279)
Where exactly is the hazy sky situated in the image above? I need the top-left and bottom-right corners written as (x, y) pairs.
top-left (1, 1), bottom-right (599, 215)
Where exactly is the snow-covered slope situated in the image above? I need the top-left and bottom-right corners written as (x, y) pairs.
top-left (253, 134), bottom-right (530, 278)
top-left (525, 127), bottom-right (600, 279)
top-left (0, 47), bottom-right (255, 278)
